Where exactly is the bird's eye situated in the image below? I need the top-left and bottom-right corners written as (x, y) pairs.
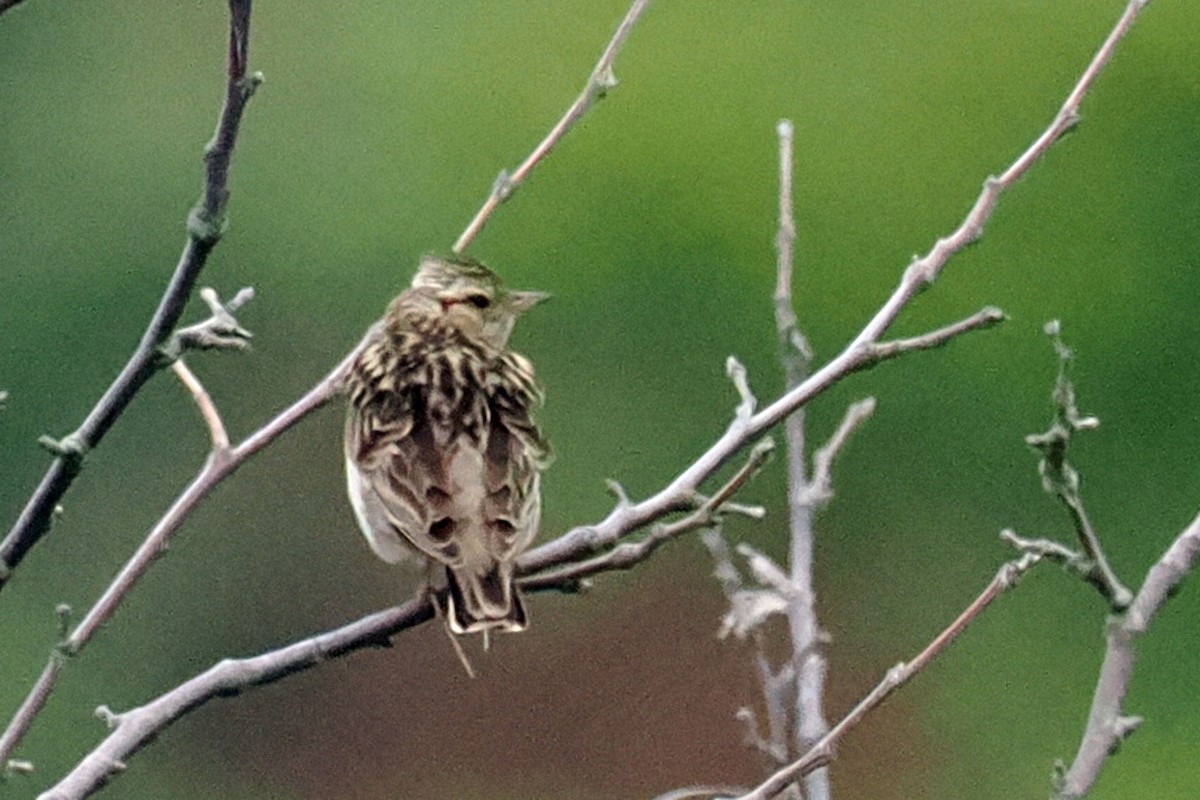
top-left (466, 294), bottom-right (491, 309)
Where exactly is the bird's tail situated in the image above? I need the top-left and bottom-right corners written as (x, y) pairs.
top-left (444, 562), bottom-right (528, 634)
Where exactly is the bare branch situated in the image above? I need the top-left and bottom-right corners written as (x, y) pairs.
top-left (521, 298), bottom-right (1000, 579)
top-left (170, 360), bottom-right (230, 453)
top-left (0, 654), bottom-right (63, 780)
top-left (770, 115), bottom-right (832, 800)
top-left (0, 329), bottom-right (369, 771)
top-left (845, 0), bottom-right (1151, 352)
top-left (37, 434), bottom-right (765, 797)
top-left (0, 0), bottom-right (262, 591)
top-left (452, 0), bottom-right (650, 254)
top-left (1054, 511), bottom-right (1200, 799)
top-left (867, 306), bottom-right (1006, 363)
top-left (650, 786), bottom-right (750, 800)
top-left (734, 550), bottom-right (1045, 800)
top-left (1026, 321), bottom-right (1131, 609)
top-left (30, 0), bottom-right (1153, 790)
top-left (36, 600), bottom-right (433, 800)
top-left (773, 118), bottom-right (811, 379)
top-left (797, 397), bottom-right (875, 509)
top-left (521, 438), bottom-right (774, 592)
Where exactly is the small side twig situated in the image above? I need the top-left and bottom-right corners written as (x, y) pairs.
top-left (1002, 529), bottom-right (1094, 581)
top-left (797, 397), bottom-right (875, 510)
top-left (171, 360), bottom-right (231, 453)
top-left (451, 0), bottom-right (650, 254)
top-left (159, 286), bottom-right (255, 362)
top-left (866, 306), bottom-right (1006, 363)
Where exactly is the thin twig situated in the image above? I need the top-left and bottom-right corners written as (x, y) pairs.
top-left (171, 360), bottom-right (230, 452)
top-left (0, 655), bottom-right (63, 778)
top-left (773, 119), bottom-right (811, 385)
top-left (796, 397), bottom-right (875, 510)
top-left (1053, 512), bottom-right (1200, 799)
top-left (451, 0), bottom-right (650, 254)
top-left (733, 551), bottom-right (1045, 800)
top-left (754, 653), bottom-right (795, 765)
top-left (0, 0), bottom-right (262, 591)
top-left (1027, 321), bottom-right (1131, 609)
top-left (520, 300), bottom-right (1001, 579)
top-left (843, 0), bottom-right (1151, 355)
top-left (867, 307), bottom-right (1006, 362)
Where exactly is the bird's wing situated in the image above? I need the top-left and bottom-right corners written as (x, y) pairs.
top-left (344, 398), bottom-right (426, 564)
top-left (481, 352), bottom-right (549, 562)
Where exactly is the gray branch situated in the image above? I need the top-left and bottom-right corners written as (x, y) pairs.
top-left (1053, 511), bottom-right (1200, 799)
top-left (0, 0), bottom-right (262, 592)
top-left (1025, 321), bottom-right (1131, 609)
top-left (0, 331), bottom-right (368, 776)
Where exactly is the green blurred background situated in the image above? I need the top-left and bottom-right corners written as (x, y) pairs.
top-left (2, 1), bottom-right (1198, 798)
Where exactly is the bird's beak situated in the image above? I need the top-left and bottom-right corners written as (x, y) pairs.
top-left (510, 291), bottom-right (550, 313)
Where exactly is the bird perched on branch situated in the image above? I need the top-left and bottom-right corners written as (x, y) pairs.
top-left (344, 255), bottom-right (549, 635)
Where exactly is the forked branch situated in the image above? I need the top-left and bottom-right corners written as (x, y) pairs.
top-left (0, 330), bottom-right (368, 775)
top-left (1053, 512), bottom-right (1200, 798)
top-left (0, 0), bottom-right (262, 591)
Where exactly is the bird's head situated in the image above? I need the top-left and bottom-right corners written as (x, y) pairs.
top-left (395, 255), bottom-right (548, 349)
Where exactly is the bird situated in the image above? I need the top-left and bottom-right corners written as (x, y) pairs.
top-left (343, 255), bottom-right (549, 636)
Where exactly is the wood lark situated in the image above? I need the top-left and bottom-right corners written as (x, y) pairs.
top-left (344, 255), bottom-right (549, 634)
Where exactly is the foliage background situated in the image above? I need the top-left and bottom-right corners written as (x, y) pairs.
top-left (1, 1), bottom-right (1198, 798)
